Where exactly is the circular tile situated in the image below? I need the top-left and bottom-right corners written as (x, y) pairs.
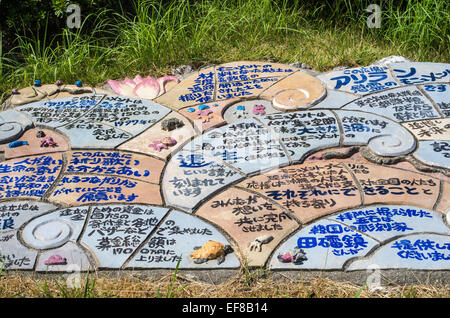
top-left (22, 219), bottom-right (72, 250)
top-left (272, 88), bottom-right (311, 111)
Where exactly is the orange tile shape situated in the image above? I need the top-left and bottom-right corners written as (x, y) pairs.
top-left (236, 161), bottom-right (362, 224)
top-left (196, 187), bottom-right (299, 266)
top-left (0, 128), bottom-right (69, 159)
top-left (434, 181), bottom-right (450, 215)
top-left (65, 150), bottom-right (165, 184)
top-left (155, 66), bottom-right (216, 110)
top-left (118, 111), bottom-right (195, 160)
top-left (260, 71), bottom-right (326, 111)
top-left (0, 153), bottom-right (63, 200)
top-left (345, 162), bottom-right (441, 210)
top-left (48, 174), bottom-right (162, 206)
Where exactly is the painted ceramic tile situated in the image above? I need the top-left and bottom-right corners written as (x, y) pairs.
top-left (413, 140), bottom-right (450, 170)
top-left (343, 86), bottom-right (442, 122)
top-left (348, 233), bottom-right (450, 270)
top-left (329, 205), bottom-right (450, 242)
top-left (179, 99), bottom-right (238, 133)
top-left (36, 242), bottom-right (94, 272)
top-left (403, 118), bottom-right (450, 141)
top-left (162, 151), bottom-right (244, 212)
top-left (236, 161), bottom-right (362, 223)
top-left (317, 65), bottom-right (399, 95)
top-left (81, 204), bottom-right (169, 268)
top-left (0, 128), bottom-right (69, 159)
top-left (57, 120), bottom-right (132, 149)
top-left (79, 95), bottom-right (171, 136)
top-left (334, 109), bottom-right (416, 156)
top-left (310, 90), bottom-right (358, 109)
top-left (155, 67), bottom-right (217, 110)
top-left (16, 94), bottom-right (104, 128)
top-left (118, 111), bottom-right (196, 160)
top-left (215, 61), bottom-right (296, 83)
top-left (257, 110), bottom-right (341, 163)
top-left (269, 219), bottom-right (378, 270)
top-left (344, 162), bottom-right (441, 210)
top-left (65, 150), bottom-right (165, 184)
top-left (420, 83), bottom-right (450, 118)
top-left (49, 174), bottom-right (162, 206)
top-left (196, 187), bottom-right (299, 267)
top-left (127, 210), bottom-right (240, 269)
top-left (0, 154), bottom-right (63, 200)
top-left (183, 117), bottom-right (289, 175)
top-left (0, 231), bottom-right (38, 270)
top-left (0, 200), bottom-right (56, 233)
top-left (259, 71), bottom-right (326, 111)
top-left (222, 100), bottom-right (278, 123)
top-left (389, 62), bottom-right (450, 85)
top-left (21, 206), bottom-right (90, 249)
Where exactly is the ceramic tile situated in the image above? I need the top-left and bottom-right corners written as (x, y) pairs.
top-left (127, 210), bottom-right (240, 269)
top-left (49, 174), bottom-right (162, 206)
top-left (182, 117), bottom-right (289, 175)
top-left (196, 187), bottom-right (299, 267)
top-left (162, 151), bottom-right (244, 212)
top-left (348, 233), bottom-right (450, 270)
top-left (317, 65), bottom-right (399, 95)
top-left (81, 204), bottom-right (169, 268)
top-left (269, 219), bottom-right (378, 270)
top-left (413, 140), bottom-right (450, 169)
top-left (0, 200), bottom-right (56, 233)
top-left (65, 150), bottom-right (165, 184)
top-left (343, 86), bottom-right (441, 122)
top-left (257, 110), bottom-right (341, 163)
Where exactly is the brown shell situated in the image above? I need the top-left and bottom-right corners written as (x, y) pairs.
top-left (190, 241), bottom-right (226, 260)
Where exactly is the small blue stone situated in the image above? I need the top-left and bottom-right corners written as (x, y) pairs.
top-left (75, 81), bottom-right (83, 87)
top-left (237, 106), bottom-right (245, 111)
top-left (34, 80), bottom-right (41, 87)
top-left (9, 141), bottom-right (29, 148)
top-left (213, 103), bottom-right (219, 107)
top-left (187, 108), bottom-right (196, 113)
top-left (199, 104), bottom-right (210, 110)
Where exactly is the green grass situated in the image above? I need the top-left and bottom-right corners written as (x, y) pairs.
top-left (0, 0), bottom-right (448, 100)
top-left (155, 256), bottom-right (187, 298)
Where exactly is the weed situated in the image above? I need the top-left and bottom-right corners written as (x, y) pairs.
top-left (353, 283), bottom-right (367, 298)
top-left (155, 256), bottom-right (186, 298)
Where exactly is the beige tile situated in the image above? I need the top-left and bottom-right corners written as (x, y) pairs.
top-left (215, 77), bottom-right (280, 101)
top-left (345, 162), bottom-right (441, 210)
top-left (435, 181), bottom-right (450, 215)
top-left (118, 111), bottom-right (196, 160)
top-left (65, 150), bottom-right (165, 184)
top-left (196, 187), bottom-right (299, 267)
top-left (403, 119), bottom-right (450, 141)
top-left (48, 173), bottom-right (162, 206)
top-left (10, 86), bottom-right (47, 106)
top-left (260, 71), bottom-right (326, 111)
top-left (215, 61), bottom-right (297, 82)
top-left (155, 67), bottom-right (216, 110)
top-left (236, 161), bottom-right (362, 223)
top-left (179, 99), bottom-right (238, 132)
top-left (1, 128), bottom-right (69, 159)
